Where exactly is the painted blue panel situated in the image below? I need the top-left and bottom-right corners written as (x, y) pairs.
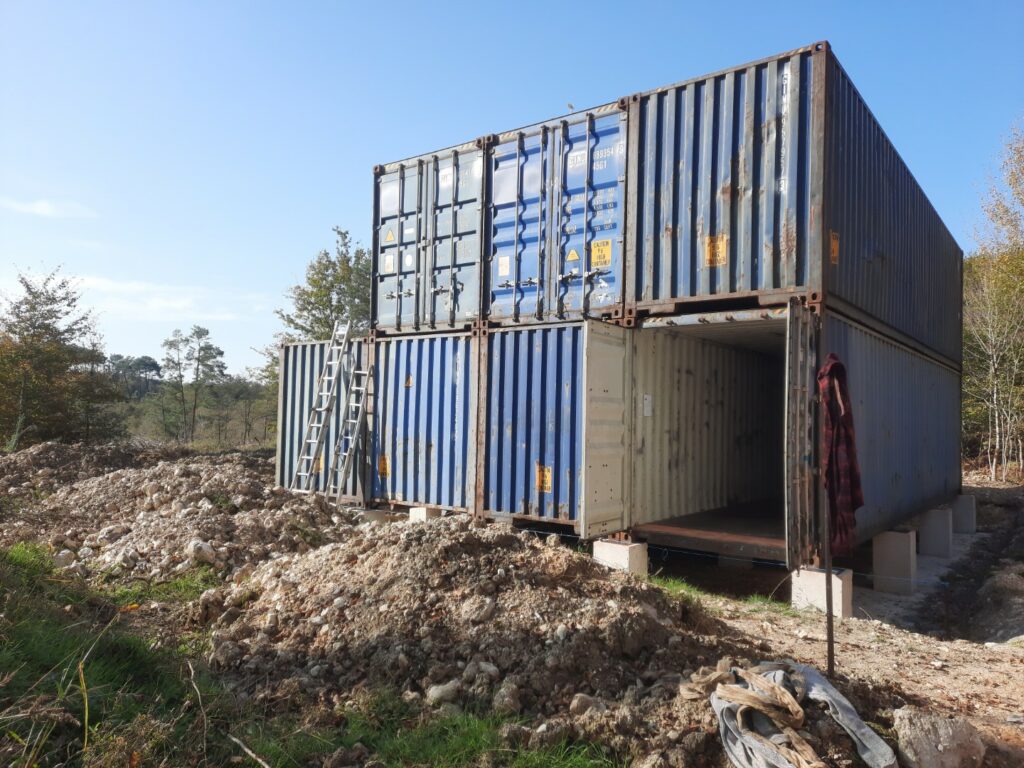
top-left (373, 144), bottom-right (484, 333)
top-left (370, 334), bottom-right (475, 509)
top-left (823, 54), bottom-right (962, 363)
top-left (484, 324), bottom-right (583, 521)
top-left (632, 47), bottom-right (818, 306)
top-left (825, 312), bottom-right (961, 543)
top-left (275, 340), bottom-right (367, 499)
top-left (487, 108), bottom-right (626, 323)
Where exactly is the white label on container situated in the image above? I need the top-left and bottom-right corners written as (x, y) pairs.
top-left (643, 393), bottom-right (652, 417)
top-left (498, 256), bottom-right (511, 277)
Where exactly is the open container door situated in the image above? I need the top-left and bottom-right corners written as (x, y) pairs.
top-left (579, 319), bottom-right (631, 538)
top-left (784, 298), bottom-right (819, 569)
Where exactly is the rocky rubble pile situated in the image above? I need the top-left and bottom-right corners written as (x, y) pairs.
top-left (199, 516), bottom-right (761, 761)
top-left (0, 440), bottom-right (185, 498)
top-left (27, 454), bottom-right (356, 583)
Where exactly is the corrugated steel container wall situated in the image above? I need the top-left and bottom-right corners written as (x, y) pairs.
top-left (627, 45), bottom-right (822, 309)
top-left (824, 312), bottom-right (961, 543)
top-left (276, 340), bottom-right (368, 500)
top-left (487, 105), bottom-right (627, 323)
top-left (823, 54), bottom-right (962, 363)
top-left (370, 333), bottom-right (477, 509)
top-left (630, 326), bottom-right (784, 525)
top-left (483, 324), bottom-right (583, 522)
top-left (373, 143), bottom-right (484, 334)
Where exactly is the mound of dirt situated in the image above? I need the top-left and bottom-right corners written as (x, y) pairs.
top-left (200, 516), bottom-right (769, 761)
top-left (28, 453), bottom-right (357, 584)
top-left (0, 440), bottom-right (186, 498)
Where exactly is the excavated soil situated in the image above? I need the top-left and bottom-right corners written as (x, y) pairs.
top-left (3, 443), bottom-right (1022, 765)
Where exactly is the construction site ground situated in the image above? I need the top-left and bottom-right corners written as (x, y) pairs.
top-left (1, 442), bottom-right (1022, 767)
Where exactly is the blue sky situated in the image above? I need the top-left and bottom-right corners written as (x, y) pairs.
top-left (1, 1), bottom-right (1021, 372)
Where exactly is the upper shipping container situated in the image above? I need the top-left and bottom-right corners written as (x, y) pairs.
top-left (371, 42), bottom-right (961, 365)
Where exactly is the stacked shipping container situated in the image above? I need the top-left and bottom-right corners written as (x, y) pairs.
top-left (279, 41), bottom-right (962, 569)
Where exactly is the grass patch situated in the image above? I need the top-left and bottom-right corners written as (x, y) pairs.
top-left (103, 566), bottom-right (220, 606)
top-left (741, 594), bottom-right (798, 616)
top-left (241, 693), bottom-right (620, 768)
top-left (648, 573), bottom-right (710, 602)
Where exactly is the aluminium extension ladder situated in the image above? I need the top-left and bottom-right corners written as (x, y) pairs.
top-left (290, 319), bottom-right (364, 493)
top-left (325, 362), bottom-right (372, 504)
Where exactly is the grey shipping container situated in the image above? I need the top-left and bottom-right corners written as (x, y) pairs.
top-left (372, 142), bottom-right (485, 334)
top-left (370, 41), bottom-right (961, 368)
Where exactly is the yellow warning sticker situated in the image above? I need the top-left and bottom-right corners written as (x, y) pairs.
top-left (590, 239), bottom-right (612, 267)
top-left (566, 248), bottom-right (580, 262)
top-left (378, 454), bottom-right (390, 477)
top-left (830, 230), bottom-right (840, 265)
top-left (404, 374), bottom-right (413, 388)
top-left (535, 463), bottom-right (553, 493)
top-left (705, 234), bottom-right (728, 267)
top-left (384, 229), bottom-right (395, 243)
top-left (498, 255), bottom-right (511, 277)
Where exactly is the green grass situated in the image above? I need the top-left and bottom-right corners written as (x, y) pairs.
top-left (648, 573), bottom-right (709, 602)
top-left (103, 566), bottom-right (221, 606)
top-left (0, 544), bottom-right (207, 766)
top-left (242, 693), bottom-right (619, 768)
top-left (741, 594), bottom-right (798, 616)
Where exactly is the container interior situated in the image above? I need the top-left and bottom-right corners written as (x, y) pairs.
top-left (630, 319), bottom-right (788, 560)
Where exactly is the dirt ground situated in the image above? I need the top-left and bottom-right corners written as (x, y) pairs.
top-left (2, 442), bottom-right (1023, 766)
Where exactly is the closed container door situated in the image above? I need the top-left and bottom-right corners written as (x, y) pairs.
top-left (483, 324), bottom-right (583, 521)
top-left (785, 299), bottom-right (818, 569)
top-left (423, 150), bottom-right (484, 328)
top-left (486, 109), bottom-right (626, 325)
top-left (488, 129), bottom-right (551, 322)
top-left (370, 334), bottom-right (476, 509)
top-left (375, 163), bottom-right (424, 332)
top-left (580, 320), bottom-right (630, 538)
top-left (553, 112), bottom-right (626, 320)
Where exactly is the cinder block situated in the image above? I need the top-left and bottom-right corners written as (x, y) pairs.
top-left (593, 540), bottom-right (648, 575)
top-left (873, 530), bottom-right (917, 595)
top-left (791, 567), bottom-right (853, 619)
top-left (952, 495), bottom-right (977, 534)
top-left (919, 506), bottom-right (953, 558)
top-left (409, 506), bottom-right (442, 523)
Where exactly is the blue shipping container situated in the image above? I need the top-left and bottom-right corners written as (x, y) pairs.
top-left (487, 106), bottom-right (627, 323)
top-left (370, 333), bottom-right (477, 510)
top-left (482, 321), bottom-right (630, 538)
top-left (276, 339), bottom-right (368, 500)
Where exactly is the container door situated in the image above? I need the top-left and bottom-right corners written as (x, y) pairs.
top-left (552, 110), bottom-right (626, 320)
top-left (784, 298), bottom-right (818, 569)
top-left (375, 162), bottom-right (424, 332)
top-left (423, 150), bottom-right (484, 329)
top-left (488, 128), bottom-right (552, 322)
top-left (580, 319), bottom-right (630, 538)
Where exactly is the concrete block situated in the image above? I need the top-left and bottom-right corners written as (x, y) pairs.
top-left (593, 540), bottom-right (648, 575)
top-left (409, 506), bottom-right (442, 523)
top-left (362, 510), bottom-right (394, 524)
top-left (952, 495), bottom-right (977, 534)
top-left (873, 530), bottom-right (917, 595)
top-left (791, 567), bottom-right (853, 619)
top-left (919, 506), bottom-right (953, 558)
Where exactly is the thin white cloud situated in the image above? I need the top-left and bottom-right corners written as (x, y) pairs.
top-left (0, 197), bottom-right (97, 219)
top-left (75, 275), bottom-right (245, 323)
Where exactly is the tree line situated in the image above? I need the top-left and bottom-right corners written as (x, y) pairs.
top-left (0, 228), bottom-right (370, 451)
top-left (963, 126), bottom-right (1024, 481)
